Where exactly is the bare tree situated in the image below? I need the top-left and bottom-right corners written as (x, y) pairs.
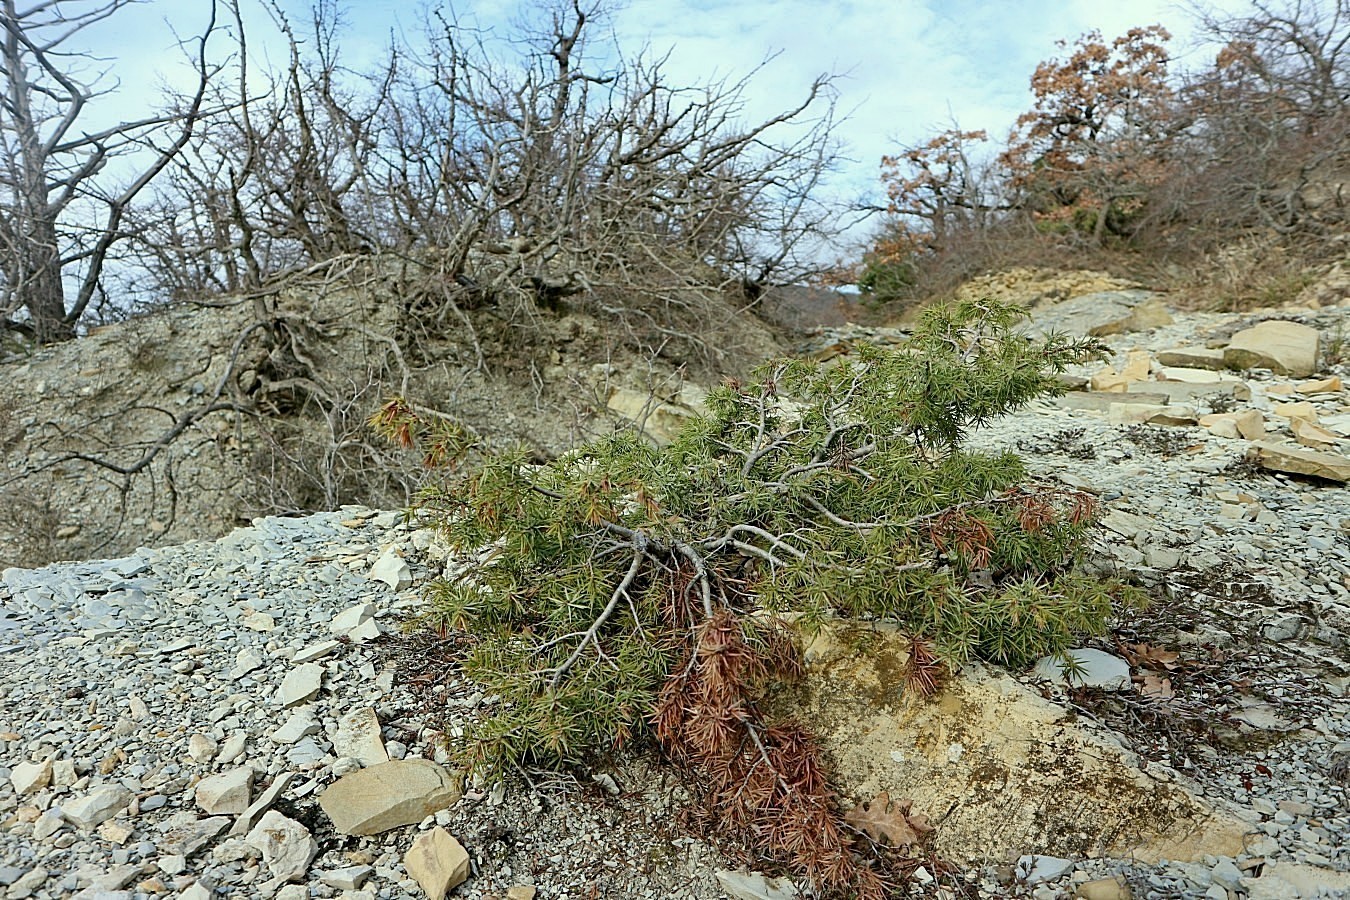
top-left (133, 0), bottom-right (842, 371)
top-left (0, 0), bottom-right (217, 342)
top-left (385, 0), bottom-right (842, 360)
top-left (1169, 0), bottom-right (1350, 237)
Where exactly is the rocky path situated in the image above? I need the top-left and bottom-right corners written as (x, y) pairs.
top-left (2, 292), bottom-right (1350, 900)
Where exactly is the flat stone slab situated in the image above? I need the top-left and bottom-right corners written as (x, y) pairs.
top-left (715, 869), bottom-right (800, 900)
top-left (318, 759), bottom-right (463, 836)
top-left (1054, 391), bottom-right (1170, 412)
top-left (368, 551), bottom-right (411, 591)
top-left (244, 811), bottom-right (317, 883)
top-left (277, 663), bottom-right (323, 707)
top-left (1248, 441), bottom-right (1350, 482)
top-left (1108, 403), bottom-right (1196, 427)
top-left (63, 785), bottom-right (133, 829)
top-left (1128, 380), bottom-right (1250, 404)
top-left (333, 707), bottom-right (389, 767)
top-left (1156, 347), bottom-right (1226, 370)
top-left (1023, 290), bottom-right (1173, 338)
top-left (195, 767), bottom-right (253, 816)
top-left (1033, 648), bottom-right (1132, 690)
top-left (404, 826), bottom-right (470, 900)
top-left (159, 816), bottom-right (231, 857)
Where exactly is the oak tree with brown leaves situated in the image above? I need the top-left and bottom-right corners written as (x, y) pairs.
top-left (1002, 25), bottom-right (1177, 242)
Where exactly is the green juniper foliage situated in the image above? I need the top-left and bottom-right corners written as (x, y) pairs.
top-left (377, 299), bottom-right (1145, 777)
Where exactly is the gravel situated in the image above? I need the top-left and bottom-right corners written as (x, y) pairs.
top-left (2, 302), bottom-right (1349, 899)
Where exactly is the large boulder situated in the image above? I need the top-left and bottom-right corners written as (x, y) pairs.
top-left (1022, 290), bottom-right (1173, 339)
top-left (1223, 320), bottom-right (1320, 377)
top-left (786, 623), bottom-right (1253, 865)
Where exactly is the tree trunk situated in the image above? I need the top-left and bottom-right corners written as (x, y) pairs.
top-left (21, 216), bottom-right (72, 343)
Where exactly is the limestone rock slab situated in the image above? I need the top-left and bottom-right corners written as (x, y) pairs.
top-left (369, 550), bottom-right (411, 591)
top-left (195, 767), bottom-right (253, 816)
top-left (63, 785), bottom-right (133, 830)
top-left (1055, 391), bottom-right (1170, 412)
top-left (1108, 403), bottom-right (1195, 426)
top-left (318, 865), bottom-right (373, 890)
top-left (10, 759), bottom-right (52, 796)
top-left (1223, 320), bottom-right (1320, 376)
top-left (715, 869), bottom-right (799, 900)
top-left (277, 663), bottom-right (323, 707)
top-left (244, 811), bottom-right (317, 883)
top-left (789, 623), bottom-right (1253, 865)
top-left (160, 816), bottom-right (231, 857)
top-left (231, 771), bottom-right (296, 836)
top-left (330, 602), bottom-right (374, 635)
top-left (1248, 441), bottom-right (1350, 482)
top-left (318, 759), bottom-right (462, 836)
top-left (404, 827), bottom-right (470, 900)
top-left (333, 707), bottom-right (389, 767)
top-left (1200, 410), bottom-right (1265, 441)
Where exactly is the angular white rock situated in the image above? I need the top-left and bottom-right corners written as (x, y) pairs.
top-left (218, 732), bottom-right (247, 765)
top-left (333, 707), bottom-right (389, 767)
top-left (51, 759), bottom-right (77, 788)
top-left (159, 816), bottom-right (231, 857)
top-left (232, 647), bottom-right (264, 677)
top-left (244, 811), bottom-right (318, 883)
top-left (369, 550), bottom-right (412, 591)
top-left (293, 639), bottom-right (341, 664)
top-left (195, 767), bottom-right (254, 816)
top-left (318, 865), bottom-right (374, 890)
top-left (187, 734), bottom-right (218, 764)
top-left (277, 664), bottom-right (323, 707)
top-left (329, 602), bottom-right (375, 635)
top-left (242, 612), bottom-right (276, 632)
top-left (10, 759), bottom-right (53, 796)
top-left (271, 710), bottom-right (320, 745)
top-left (231, 771), bottom-right (296, 837)
top-left (63, 785), bottom-right (133, 829)
top-left (346, 617), bottom-right (382, 643)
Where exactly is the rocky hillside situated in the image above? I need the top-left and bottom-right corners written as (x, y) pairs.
top-left (0, 273), bottom-right (784, 569)
top-left (1, 270), bottom-right (1349, 900)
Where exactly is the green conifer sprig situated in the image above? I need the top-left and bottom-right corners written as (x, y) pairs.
top-left (374, 298), bottom-right (1146, 898)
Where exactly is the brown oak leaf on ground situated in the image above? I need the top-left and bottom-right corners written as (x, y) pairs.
top-left (844, 792), bottom-right (933, 849)
top-left (1121, 641), bottom-right (1181, 671)
top-left (1138, 672), bottom-right (1175, 699)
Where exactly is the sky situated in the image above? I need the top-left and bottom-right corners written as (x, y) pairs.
top-left (69, 0), bottom-right (1255, 247)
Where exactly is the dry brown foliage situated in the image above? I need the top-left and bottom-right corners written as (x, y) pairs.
top-left (654, 610), bottom-right (898, 899)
